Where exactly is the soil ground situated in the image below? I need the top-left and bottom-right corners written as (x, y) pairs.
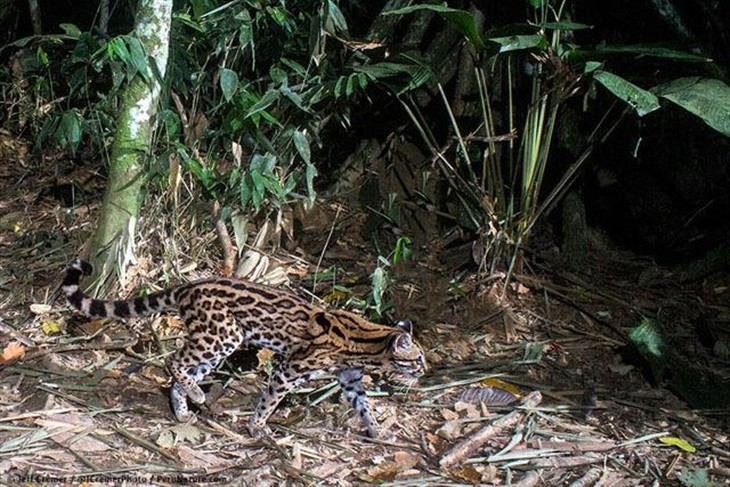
top-left (1, 147), bottom-right (729, 486)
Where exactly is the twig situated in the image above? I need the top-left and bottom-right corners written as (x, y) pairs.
top-left (568, 467), bottom-right (603, 487)
top-left (439, 391), bottom-right (543, 469)
top-left (214, 200), bottom-right (236, 276)
top-left (110, 423), bottom-right (180, 463)
top-left (21, 338), bottom-right (137, 362)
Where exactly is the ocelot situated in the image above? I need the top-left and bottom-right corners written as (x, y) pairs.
top-left (62, 258), bottom-right (427, 437)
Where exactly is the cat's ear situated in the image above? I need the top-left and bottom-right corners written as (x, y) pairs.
top-left (392, 333), bottom-right (413, 353)
top-left (393, 319), bottom-right (412, 334)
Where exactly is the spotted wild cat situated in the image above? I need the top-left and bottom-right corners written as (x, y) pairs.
top-left (62, 258), bottom-right (427, 437)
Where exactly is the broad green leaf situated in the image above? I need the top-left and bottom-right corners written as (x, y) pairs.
top-left (628, 317), bottom-right (666, 381)
top-left (654, 77), bottom-right (730, 137)
top-left (59, 23), bottom-right (82, 39)
top-left (126, 36), bottom-right (149, 79)
top-left (292, 130), bottom-right (310, 164)
top-left (219, 68), bottom-right (239, 103)
top-left (327, 0), bottom-right (349, 33)
top-left (593, 70), bottom-right (660, 117)
top-left (383, 4), bottom-right (484, 51)
top-left (570, 44), bottom-right (710, 63)
top-left (57, 110), bottom-right (82, 150)
top-left (250, 170), bottom-right (265, 210)
top-left (584, 61), bottom-right (601, 73)
top-left (488, 35), bottom-right (547, 53)
top-left (245, 90), bottom-right (279, 120)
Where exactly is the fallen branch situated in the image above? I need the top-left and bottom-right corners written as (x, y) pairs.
top-left (440, 391), bottom-right (542, 469)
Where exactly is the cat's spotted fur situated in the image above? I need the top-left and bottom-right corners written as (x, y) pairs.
top-left (62, 258), bottom-right (426, 437)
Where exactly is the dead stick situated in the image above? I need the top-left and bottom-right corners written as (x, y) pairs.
top-left (213, 200), bottom-right (236, 276)
top-left (439, 391), bottom-right (542, 470)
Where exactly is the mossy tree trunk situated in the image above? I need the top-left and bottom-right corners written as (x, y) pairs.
top-left (88, 0), bottom-right (171, 292)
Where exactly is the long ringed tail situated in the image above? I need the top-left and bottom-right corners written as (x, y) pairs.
top-left (63, 258), bottom-right (178, 318)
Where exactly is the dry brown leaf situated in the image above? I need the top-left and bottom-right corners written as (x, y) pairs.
top-left (34, 413), bottom-right (109, 452)
top-left (450, 465), bottom-right (482, 484)
top-left (309, 460), bottom-right (346, 479)
top-left (176, 444), bottom-right (227, 468)
top-left (1, 342), bottom-right (26, 364)
top-left (436, 420), bottom-right (463, 441)
top-left (425, 432), bottom-right (450, 456)
top-left (30, 303), bottom-right (52, 314)
top-left (441, 409), bottom-right (459, 421)
top-left (365, 462), bottom-right (400, 482)
top-left (257, 348), bottom-right (276, 369)
top-left (393, 451), bottom-right (420, 470)
top-left (290, 443), bottom-right (303, 470)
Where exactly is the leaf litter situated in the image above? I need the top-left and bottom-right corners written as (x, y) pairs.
top-left (0, 155), bottom-right (729, 485)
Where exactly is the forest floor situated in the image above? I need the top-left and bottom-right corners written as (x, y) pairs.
top-left (1, 146), bottom-right (730, 486)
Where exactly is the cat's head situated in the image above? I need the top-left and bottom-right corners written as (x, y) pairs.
top-left (388, 319), bottom-right (427, 383)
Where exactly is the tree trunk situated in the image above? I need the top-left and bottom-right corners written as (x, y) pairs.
top-left (88, 0), bottom-right (171, 293)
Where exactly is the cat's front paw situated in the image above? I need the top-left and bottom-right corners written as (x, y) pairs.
top-left (246, 420), bottom-right (272, 438)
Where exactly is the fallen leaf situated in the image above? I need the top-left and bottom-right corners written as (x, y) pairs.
top-left (257, 348), bottom-right (276, 370)
top-left (1, 342), bottom-right (26, 364)
top-left (450, 465), bottom-right (482, 484)
top-left (659, 436), bottom-right (697, 453)
top-left (176, 444), bottom-right (227, 468)
top-left (424, 432), bottom-right (449, 456)
top-left (30, 303), bottom-right (52, 314)
top-left (441, 409), bottom-right (459, 421)
top-left (41, 320), bottom-right (63, 335)
top-left (365, 462), bottom-right (400, 482)
top-left (35, 413), bottom-right (109, 452)
top-left (393, 451), bottom-right (420, 470)
top-left (436, 421), bottom-right (463, 441)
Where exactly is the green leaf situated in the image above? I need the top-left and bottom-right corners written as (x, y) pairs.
top-left (628, 317), bottom-right (666, 381)
top-left (327, 0), bottom-right (349, 33)
top-left (654, 77), bottom-right (730, 137)
top-left (250, 169), bottom-right (265, 210)
top-left (126, 36), bottom-right (149, 79)
top-left (59, 23), bottom-right (82, 39)
top-left (292, 130), bottom-right (310, 164)
top-left (305, 162), bottom-right (317, 204)
top-left (600, 44), bottom-right (710, 62)
top-left (56, 110), bottom-right (82, 151)
top-left (245, 89), bottom-right (279, 121)
top-left (392, 236), bottom-right (413, 265)
top-left (677, 467), bottom-right (722, 487)
top-left (36, 46), bottom-right (49, 67)
top-left (488, 35), bottom-right (547, 53)
top-left (219, 68), bottom-right (239, 103)
top-left (542, 21), bottom-right (591, 31)
top-left (593, 70), bottom-right (660, 117)
top-left (371, 267), bottom-right (388, 315)
top-left (658, 437), bottom-right (696, 453)
top-left (383, 4), bottom-right (484, 51)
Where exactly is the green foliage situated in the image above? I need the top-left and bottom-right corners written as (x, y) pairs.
top-left (628, 317), bottom-right (667, 382)
top-left (391, 0), bottom-right (722, 279)
top-left (677, 468), bottom-right (722, 487)
top-left (2, 1), bottom-right (428, 220)
top-left (655, 77), bottom-right (730, 137)
top-left (161, 0), bottom-right (429, 216)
